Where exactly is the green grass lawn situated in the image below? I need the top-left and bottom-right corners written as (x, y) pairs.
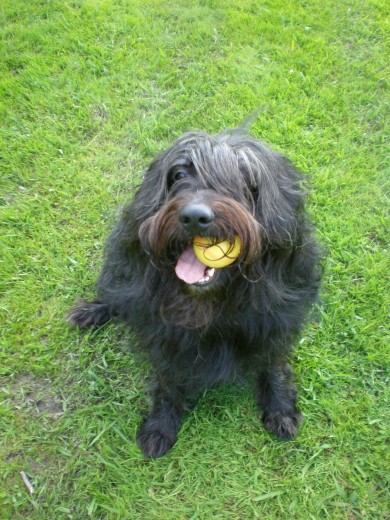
top-left (1, 0), bottom-right (388, 518)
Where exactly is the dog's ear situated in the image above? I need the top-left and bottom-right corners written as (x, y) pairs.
top-left (108, 152), bottom-right (171, 253)
top-left (236, 140), bottom-right (306, 249)
top-left (131, 154), bottom-right (170, 221)
top-left (256, 158), bottom-right (306, 248)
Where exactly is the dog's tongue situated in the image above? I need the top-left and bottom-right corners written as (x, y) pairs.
top-left (175, 246), bottom-right (206, 284)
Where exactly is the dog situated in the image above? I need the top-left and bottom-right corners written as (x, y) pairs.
top-left (68, 129), bottom-right (321, 458)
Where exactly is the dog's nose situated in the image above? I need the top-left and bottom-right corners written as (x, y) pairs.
top-left (178, 203), bottom-right (215, 234)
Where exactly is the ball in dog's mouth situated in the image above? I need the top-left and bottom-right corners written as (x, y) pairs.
top-left (175, 236), bottom-right (240, 286)
top-left (193, 236), bottom-right (240, 268)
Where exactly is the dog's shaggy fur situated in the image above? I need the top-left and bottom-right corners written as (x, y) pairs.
top-left (68, 129), bottom-right (321, 458)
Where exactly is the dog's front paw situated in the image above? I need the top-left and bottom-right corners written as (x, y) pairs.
top-left (66, 300), bottom-right (111, 328)
top-left (263, 410), bottom-right (302, 440)
top-left (137, 421), bottom-right (177, 458)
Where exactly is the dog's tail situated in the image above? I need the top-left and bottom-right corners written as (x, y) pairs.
top-left (238, 106), bottom-right (267, 131)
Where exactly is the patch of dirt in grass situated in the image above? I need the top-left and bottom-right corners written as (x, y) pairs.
top-left (367, 231), bottom-right (387, 246)
top-left (91, 103), bottom-right (109, 124)
top-left (1, 375), bottom-right (67, 508)
top-left (4, 374), bottom-right (64, 417)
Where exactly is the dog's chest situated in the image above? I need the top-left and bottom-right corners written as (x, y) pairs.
top-left (206, 313), bottom-right (262, 355)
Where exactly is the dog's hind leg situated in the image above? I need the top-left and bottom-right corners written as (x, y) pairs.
top-left (256, 361), bottom-right (302, 440)
top-left (137, 378), bottom-right (188, 458)
top-left (66, 299), bottom-right (112, 328)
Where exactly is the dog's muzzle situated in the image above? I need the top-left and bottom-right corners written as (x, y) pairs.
top-left (176, 203), bottom-right (218, 286)
top-left (178, 203), bottom-right (215, 235)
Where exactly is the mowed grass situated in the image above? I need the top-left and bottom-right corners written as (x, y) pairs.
top-left (0, 0), bottom-right (388, 518)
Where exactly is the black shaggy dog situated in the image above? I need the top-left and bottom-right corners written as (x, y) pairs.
top-left (68, 129), bottom-right (321, 458)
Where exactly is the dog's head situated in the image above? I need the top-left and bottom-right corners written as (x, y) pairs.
top-left (133, 130), bottom-right (305, 291)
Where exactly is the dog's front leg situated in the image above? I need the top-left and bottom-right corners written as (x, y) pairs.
top-left (67, 299), bottom-right (112, 328)
top-left (137, 376), bottom-right (188, 458)
top-left (256, 361), bottom-right (302, 440)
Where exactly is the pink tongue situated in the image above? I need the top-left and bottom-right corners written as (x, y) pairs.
top-left (175, 246), bottom-right (206, 284)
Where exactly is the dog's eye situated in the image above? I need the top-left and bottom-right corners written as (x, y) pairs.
top-left (168, 165), bottom-right (193, 189)
top-left (173, 171), bottom-right (188, 182)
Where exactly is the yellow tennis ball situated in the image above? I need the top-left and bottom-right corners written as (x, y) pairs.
top-left (193, 236), bottom-right (241, 268)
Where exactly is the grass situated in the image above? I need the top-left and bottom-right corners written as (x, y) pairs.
top-left (0, 0), bottom-right (388, 518)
